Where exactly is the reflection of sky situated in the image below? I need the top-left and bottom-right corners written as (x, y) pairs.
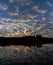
top-left (0, 44), bottom-right (53, 64)
top-left (0, 0), bottom-right (53, 37)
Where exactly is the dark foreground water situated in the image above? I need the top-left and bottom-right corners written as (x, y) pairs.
top-left (0, 44), bottom-right (53, 65)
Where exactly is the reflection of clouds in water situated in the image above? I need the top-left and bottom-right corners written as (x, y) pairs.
top-left (0, 44), bottom-right (53, 64)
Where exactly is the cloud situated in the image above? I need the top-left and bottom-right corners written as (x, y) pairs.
top-left (14, 6), bottom-right (19, 12)
top-left (28, 14), bottom-right (37, 19)
top-left (8, 5), bottom-right (19, 16)
top-left (0, 18), bottom-right (8, 21)
top-left (50, 12), bottom-right (53, 16)
top-left (16, 0), bottom-right (31, 6)
top-left (0, 25), bottom-right (4, 28)
top-left (46, 2), bottom-right (52, 7)
top-left (48, 21), bottom-right (53, 24)
top-left (36, 26), bottom-right (42, 31)
top-left (32, 5), bottom-right (47, 14)
top-left (40, 24), bottom-right (46, 27)
top-left (9, 0), bottom-right (31, 6)
top-left (42, 16), bottom-right (47, 21)
top-left (49, 18), bottom-right (53, 20)
top-left (9, 12), bottom-right (18, 16)
top-left (23, 27), bottom-right (31, 36)
top-left (9, 0), bottom-right (15, 3)
top-left (33, 20), bottom-right (40, 22)
top-left (0, 18), bottom-right (31, 23)
top-left (13, 19), bottom-right (31, 22)
top-left (0, 3), bottom-right (8, 11)
top-left (21, 1), bottom-right (31, 6)
top-left (35, 23), bottom-right (46, 31)
top-left (36, 9), bottom-right (47, 14)
top-left (0, 18), bottom-right (13, 23)
top-left (32, 5), bottom-right (39, 9)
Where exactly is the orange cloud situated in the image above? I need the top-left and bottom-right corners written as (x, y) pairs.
top-left (13, 18), bottom-right (31, 22)
top-left (28, 14), bottom-right (37, 19)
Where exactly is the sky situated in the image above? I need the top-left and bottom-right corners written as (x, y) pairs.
top-left (0, 0), bottom-right (53, 37)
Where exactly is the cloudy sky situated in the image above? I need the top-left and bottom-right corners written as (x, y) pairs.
top-left (0, 0), bottom-right (53, 37)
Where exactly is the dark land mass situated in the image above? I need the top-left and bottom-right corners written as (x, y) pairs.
top-left (0, 35), bottom-right (53, 47)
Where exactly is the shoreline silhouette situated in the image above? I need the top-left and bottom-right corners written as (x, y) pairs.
top-left (0, 35), bottom-right (53, 47)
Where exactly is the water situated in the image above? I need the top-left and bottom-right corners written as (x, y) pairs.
top-left (0, 44), bottom-right (53, 65)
